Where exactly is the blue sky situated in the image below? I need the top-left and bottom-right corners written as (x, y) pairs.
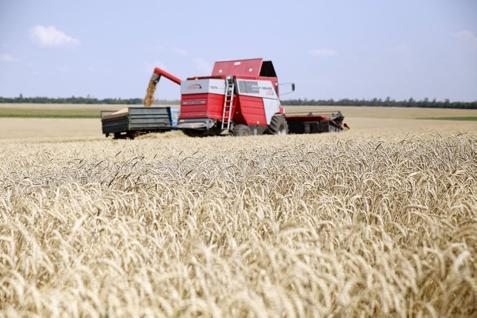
top-left (0, 0), bottom-right (476, 101)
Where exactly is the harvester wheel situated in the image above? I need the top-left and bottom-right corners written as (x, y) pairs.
top-left (232, 124), bottom-right (251, 137)
top-left (268, 115), bottom-right (288, 135)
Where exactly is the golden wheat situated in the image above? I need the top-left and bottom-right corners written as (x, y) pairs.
top-left (0, 131), bottom-right (476, 317)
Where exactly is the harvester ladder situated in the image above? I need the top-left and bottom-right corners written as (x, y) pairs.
top-left (221, 76), bottom-right (235, 131)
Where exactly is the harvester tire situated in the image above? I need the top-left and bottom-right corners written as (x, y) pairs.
top-left (232, 124), bottom-right (252, 137)
top-left (268, 115), bottom-right (288, 135)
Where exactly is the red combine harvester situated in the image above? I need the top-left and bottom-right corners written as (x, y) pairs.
top-left (101, 58), bottom-right (347, 138)
top-left (177, 58), bottom-right (291, 136)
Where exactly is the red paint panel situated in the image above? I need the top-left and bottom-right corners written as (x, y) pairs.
top-left (179, 93), bottom-right (225, 120)
top-left (212, 58), bottom-right (263, 77)
top-left (205, 94), bottom-right (225, 119)
top-left (236, 96), bottom-right (267, 126)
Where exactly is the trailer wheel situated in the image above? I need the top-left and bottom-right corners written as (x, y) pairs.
top-left (268, 115), bottom-right (288, 135)
top-left (182, 129), bottom-right (206, 137)
top-left (127, 131), bottom-right (138, 139)
top-left (232, 124), bottom-right (251, 137)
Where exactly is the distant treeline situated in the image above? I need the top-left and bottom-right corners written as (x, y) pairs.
top-left (282, 98), bottom-right (477, 109)
top-left (1, 96), bottom-right (476, 109)
top-left (0, 95), bottom-right (145, 105)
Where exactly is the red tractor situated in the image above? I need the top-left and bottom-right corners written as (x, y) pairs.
top-left (144, 58), bottom-right (347, 137)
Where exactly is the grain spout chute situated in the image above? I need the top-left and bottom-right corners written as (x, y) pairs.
top-left (144, 67), bottom-right (182, 107)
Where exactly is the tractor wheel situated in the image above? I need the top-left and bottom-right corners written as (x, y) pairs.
top-left (268, 115), bottom-right (288, 135)
top-left (232, 124), bottom-right (252, 137)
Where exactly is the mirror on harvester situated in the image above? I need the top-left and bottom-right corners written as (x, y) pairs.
top-left (280, 82), bottom-right (296, 95)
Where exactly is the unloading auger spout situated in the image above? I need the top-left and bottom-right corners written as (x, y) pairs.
top-left (144, 67), bottom-right (182, 107)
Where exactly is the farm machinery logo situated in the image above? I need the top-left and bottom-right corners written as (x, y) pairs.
top-left (187, 83), bottom-right (202, 90)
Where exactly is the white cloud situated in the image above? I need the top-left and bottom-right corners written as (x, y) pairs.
top-left (173, 47), bottom-right (188, 56)
top-left (193, 57), bottom-right (211, 74)
top-left (453, 30), bottom-right (477, 48)
top-left (0, 53), bottom-right (17, 62)
top-left (30, 25), bottom-right (79, 48)
top-left (309, 48), bottom-right (337, 57)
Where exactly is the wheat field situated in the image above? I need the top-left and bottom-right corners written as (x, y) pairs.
top-left (1, 126), bottom-right (476, 317)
